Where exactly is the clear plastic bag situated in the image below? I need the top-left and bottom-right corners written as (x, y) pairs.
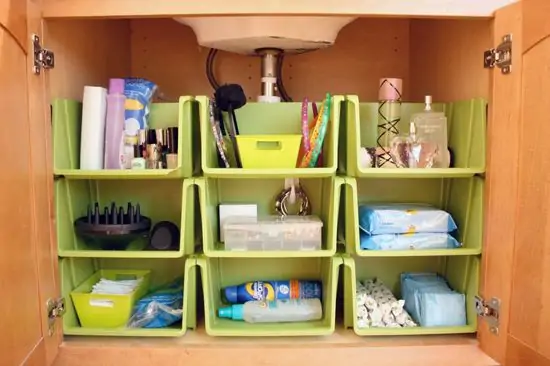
top-left (127, 277), bottom-right (183, 329)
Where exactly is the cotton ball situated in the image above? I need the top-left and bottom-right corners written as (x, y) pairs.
top-left (357, 318), bottom-right (370, 329)
top-left (357, 305), bottom-right (369, 319)
top-left (370, 308), bottom-right (383, 324)
top-left (356, 292), bottom-right (368, 306)
top-left (364, 295), bottom-right (377, 311)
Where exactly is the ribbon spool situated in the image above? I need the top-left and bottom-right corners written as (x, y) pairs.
top-left (274, 185), bottom-right (311, 216)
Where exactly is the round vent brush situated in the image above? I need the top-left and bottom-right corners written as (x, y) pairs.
top-left (74, 202), bottom-right (152, 250)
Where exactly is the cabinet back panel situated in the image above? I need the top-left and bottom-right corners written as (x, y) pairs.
top-left (45, 18), bottom-right (491, 103)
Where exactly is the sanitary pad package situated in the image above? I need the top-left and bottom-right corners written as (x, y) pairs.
top-left (360, 231), bottom-right (461, 251)
top-left (358, 204), bottom-right (458, 235)
top-left (400, 273), bottom-right (466, 327)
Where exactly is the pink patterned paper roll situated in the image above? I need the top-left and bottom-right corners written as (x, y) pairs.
top-left (378, 78), bottom-right (403, 101)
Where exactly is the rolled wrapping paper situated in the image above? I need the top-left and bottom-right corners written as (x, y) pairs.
top-left (377, 78), bottom-right (403, 168)
top-left (80, 86), bottom-right (107, 170)
top-left (355, 279), bottom-right (416, 329)
top-left (378, 78), bottom-right (403, 101)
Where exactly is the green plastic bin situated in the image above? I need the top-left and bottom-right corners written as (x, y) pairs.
top-left (197, 95), bottom-right (344, 178)
top-left (60, 257), bottom-right (197, 337)
top-left (340, 96), bottom-right (487, 178)
top-left (197, 256), bottom-right (341, 336)
top-left (343, 177), bottom-right (484, 256)
top-left (55, 179), bottom-right (196, 258)
top-left (195, 176), bottom-right (345, 257)
top-left (343, 255), bottom-right (479, 335)
top-left (70, 269), bottom-right (151, 328)
top-left (52, 96), bottom-right (200, 179)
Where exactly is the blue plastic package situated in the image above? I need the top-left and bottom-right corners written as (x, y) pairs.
top-left (127, 277), bottom-right (183, 329)
top-left (123, 78), bottom-right (157, 132)
top-left (400, 273), bottom-right (466, 327)
top-left (358, 204), bottom-right (458, 235)
top-left (360, 231), bottom-right (461, 250)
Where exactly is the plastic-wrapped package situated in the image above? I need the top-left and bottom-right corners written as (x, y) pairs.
top-left (358, 204), bottom-right (458, 235)
top-left (355, 278), bottom-right (416, 328)
top-left (401, 273), bottom-right (466, 327)
top-left (360, 231), bottom-right (461, 250)
top-left (127, 278), bottom-right (183, 329)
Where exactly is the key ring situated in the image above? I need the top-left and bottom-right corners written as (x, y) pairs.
top-left (274, 185), bottom-right (311, 216)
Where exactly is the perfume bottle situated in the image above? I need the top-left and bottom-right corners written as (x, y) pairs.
top-left (390, 122), bottom-right (438, 168)
top-left (410, 95), bottom-right (450, 168)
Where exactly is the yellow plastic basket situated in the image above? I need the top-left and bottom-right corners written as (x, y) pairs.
top-left (70, 269), bottom-right (151, 328)
top-left (236, 134), bottom-right (301, 169)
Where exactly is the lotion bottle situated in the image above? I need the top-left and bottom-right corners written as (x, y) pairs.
top-left (104, 78), bottom-right (126, 169)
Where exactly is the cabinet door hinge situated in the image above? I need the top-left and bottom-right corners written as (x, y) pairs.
top-left (46, 297), bottom-right (66, 336)
top-left (32, 34), bottom-right (55, 74)
top-left (484, 34), bottom-right (512, 74)
top-left (475, 295), bottom-right (500, 335)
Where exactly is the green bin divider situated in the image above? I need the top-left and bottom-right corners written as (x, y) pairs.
top-left (196, 176), bottom-right (345, 257)
top-left (197, 256), bottom-right (341, 336)
top-left (340, 96), bottom-right (487, 178)
top-left (56, 179), bottom-right (195, 258)
top-left (197, 95), bottom-right (344, 178)
top-left (343, 177), bottom-right (483, 257)
top-left (343, 255), bottom-right (479, 336)
top-left (52, 96), bottom-right (200, 179)
top-left (60, 256), bottom-right (197, 337)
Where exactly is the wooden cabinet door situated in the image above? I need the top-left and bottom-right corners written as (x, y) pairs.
top-left (0, 0), bottom-right (60, 365)
top-left (482, 0), bottom-right (550, 365)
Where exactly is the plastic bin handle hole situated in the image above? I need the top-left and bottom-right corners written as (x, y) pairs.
top-left (255, 141), bottom-right (283, 150)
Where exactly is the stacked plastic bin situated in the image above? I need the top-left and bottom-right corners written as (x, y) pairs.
top-left (52, 97), bottom-right (199, 336)
top-left (340, 96), bottom-right (487, 335)
top-left (194, 96), bottom-right (344, 336)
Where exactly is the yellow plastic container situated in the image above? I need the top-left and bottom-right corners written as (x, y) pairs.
top-left (236, 135), bottom-right (301, 169)
top-left (70, 269), bottom-right (151, 328)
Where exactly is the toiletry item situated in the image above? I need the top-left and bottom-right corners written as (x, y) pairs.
top-left (390, 122), bottom-right (438, 168)
top-left (358, 204), bottom-right (458, 235)
top-left (223, 215), bottom-right (323, 251)
top-left (166, 154), bottom-right (178, 169)
top-left (131, 158), bottom-right (146, 170)
top-left (218, 204), bottom-right (258, 241)
top-left (103, 79), bottom-right (126, 169)
top-left (146, 129), bottom-right (160, 169)
top-left (377, 78), bottom-right (402, 168)
top-left (401, 273), bottom-right (466, 327)
top-left (223, 280), bottom-right (322, 304)
top-left (215, 84), bottom-right (246, 168)
top-left (80, 86), bottom-right (108, 170)
top-left (410, 96), bottom-right (450, 168)
top-left (219, 298), bottom-right (323, 323)
top-left (155, 128), bottom-right (166, 168)
top-left (122, 78), bottom-right (157, 169)
top-left (149, 221), bottom-right (180, 250)
top-left (355, 278), bottom-right (416, 328)
top-left (209, 99), bottom-right (230, 168)
top-left (360, 231), bottom-right (461, 251)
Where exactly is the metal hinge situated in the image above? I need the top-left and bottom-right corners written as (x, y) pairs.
top-left (32, 34), bottom-right (55, 74)
top-left (475, 295), bottom-right (500, 335)
top-left (484, 34), bottom-right (512, 74)
top-left (46, 297), bottom-right (66, 336)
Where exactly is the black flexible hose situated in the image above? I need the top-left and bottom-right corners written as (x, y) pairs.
top-left (276, 53), bottom-right (292, 102)
top-left (206, 48), bottom-right (220, 90)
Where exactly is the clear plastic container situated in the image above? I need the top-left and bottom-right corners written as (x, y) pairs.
top-left (223, 215), bottom-right (323, 251)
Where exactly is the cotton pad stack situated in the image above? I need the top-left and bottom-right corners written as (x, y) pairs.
top-left (355, 278), bottom-right (416, 328)
top-left (401, 273), bottom-right (466, 327)
top-left (91, 277), bottom-right (143, 295)
top-left (358, 204), bottom-right (461, 251)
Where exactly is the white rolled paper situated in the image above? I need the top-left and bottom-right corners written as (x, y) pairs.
top-left (80, 86), bottom-right (107, 170)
